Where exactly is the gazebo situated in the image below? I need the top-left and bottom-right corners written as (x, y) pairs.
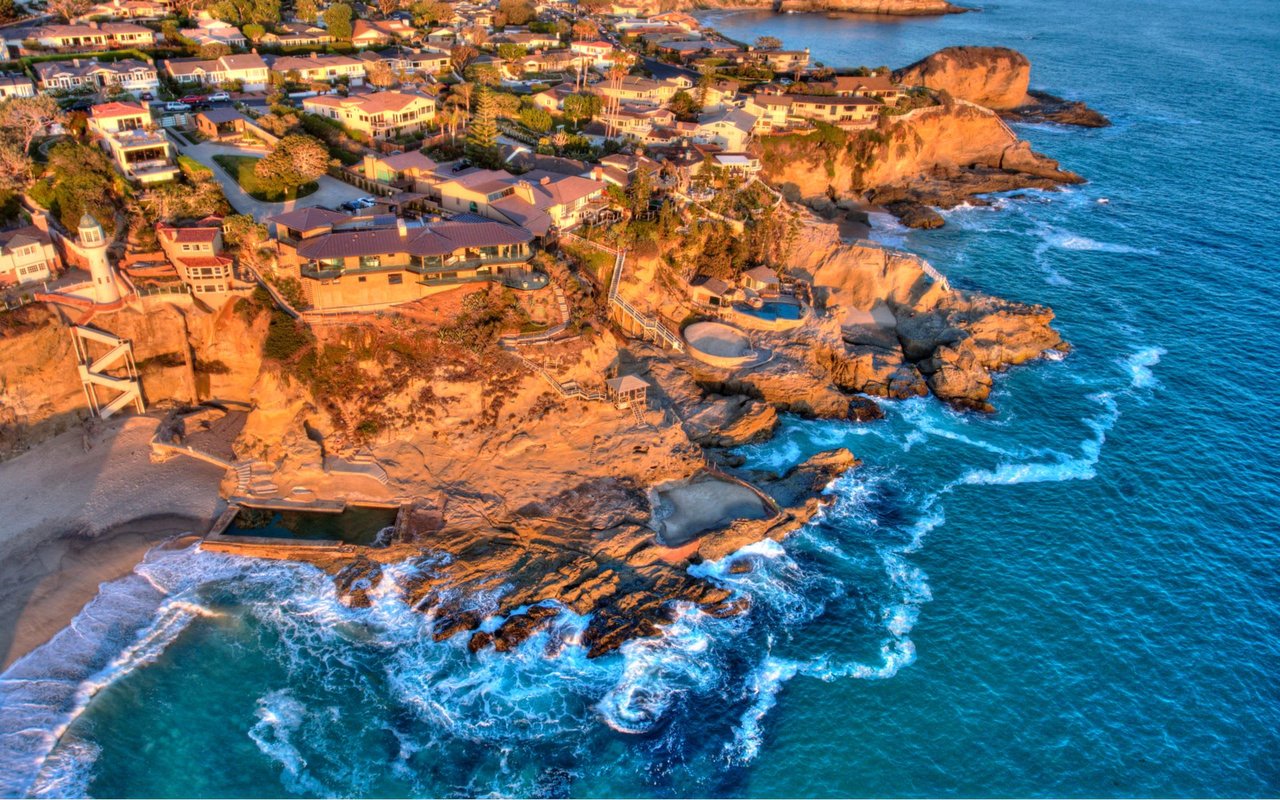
top-left (605, 374), bottom-right (649, 409)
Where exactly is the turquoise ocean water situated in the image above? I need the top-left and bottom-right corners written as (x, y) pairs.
top-left (3, 0), bottom-right (1279, 795)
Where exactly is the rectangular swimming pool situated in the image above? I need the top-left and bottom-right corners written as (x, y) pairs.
top-left (221, 505), bottom-right (399, 546)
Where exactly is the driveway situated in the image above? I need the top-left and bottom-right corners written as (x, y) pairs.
top-left (174, 139), bottom-right (370, 220)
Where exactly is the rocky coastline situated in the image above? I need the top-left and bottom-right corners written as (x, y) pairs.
top-left (684, 0), bottom-right (966, 16)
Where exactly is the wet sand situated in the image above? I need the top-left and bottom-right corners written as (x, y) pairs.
top-left (0, 416), bottom-right (226, 669)
top-left (0, 519), bottom-right (203, 669)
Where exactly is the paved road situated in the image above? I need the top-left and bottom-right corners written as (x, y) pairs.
top-left (174, 140), bottom-right (369, 220)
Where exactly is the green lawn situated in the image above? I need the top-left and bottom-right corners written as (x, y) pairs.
top-left (211, 155), bottom-right (319, 203)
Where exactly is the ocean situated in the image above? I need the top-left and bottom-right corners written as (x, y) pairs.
top-left (4, 0), bottom-right (1280, 796)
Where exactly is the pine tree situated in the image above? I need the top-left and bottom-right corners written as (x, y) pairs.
top-left (465, 87), bottom-right (501, 169)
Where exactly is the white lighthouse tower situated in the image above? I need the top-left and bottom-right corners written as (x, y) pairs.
top-left (79, 213), bottom-right (120, 305)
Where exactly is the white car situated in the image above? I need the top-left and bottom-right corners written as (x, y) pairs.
top-left (354, 196), bottom-right (377, 208)
top-left (163, 101), bottom-right (190, 112)
top-left (208, 92), bottom-right (231, 103)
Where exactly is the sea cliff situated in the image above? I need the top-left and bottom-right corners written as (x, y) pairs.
top-left (894, 46), bottom-right (1110, 126)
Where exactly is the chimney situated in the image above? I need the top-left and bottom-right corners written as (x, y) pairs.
top-left (539, 175), bottom-right (551, 185)
top-left (397, 217), bottom-right (407, 237)
top-left (311, 51), bottom-right (319, 59)
top-left (73, 58), bottom-right (81, 67)
top-left (514, 181), bottom-right (535, 204)
top-left (363, 153), bottom-right (376, 178)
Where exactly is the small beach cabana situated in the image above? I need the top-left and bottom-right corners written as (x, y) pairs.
top-left (690, 274), bottom-right (733, 308)
top-left (605, 375), bottom-right (649, 409)
top-left (741, 266), bottom-right (781, 296)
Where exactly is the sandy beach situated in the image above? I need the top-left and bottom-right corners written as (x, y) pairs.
top-left (0, 415), bottom-right (227, 668)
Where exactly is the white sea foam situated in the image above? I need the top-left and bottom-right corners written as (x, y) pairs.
top-left (249, 689), bottom-right (330, 796)
top-left (1122, 346), bottom-right (1166, 389)
top-left (723, 656), bottom-right (800, 765)
top-left (0, 546), bottom-right (254, 799)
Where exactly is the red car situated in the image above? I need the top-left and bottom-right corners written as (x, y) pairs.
top-left (180, 94), bottom-right (206, 105)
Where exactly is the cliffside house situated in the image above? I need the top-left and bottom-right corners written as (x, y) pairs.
top-left (156, 221), bottom-right (235, 295)
top-left (26, 22), bottom-right (156, 51)
top-left (747, 91), bottom-right (879, 129)
top-left (785, 93), bottom-right (880, 126)
top-left (163, 53), bottom-right (270, 92)
top-left (710, 152), bottom-right (761, 178)
top-left (692, 107), bottom-right (758, 151)
top-left (36, 58), bottom-right (158, 95)
top-left (0, 73), bottom-right (36, 99)
top-left (0, 226), bottom-right (60, 286)
top-left (436, 169), bottom-right (608, 236)
top-left (492, 30), bottom-right (562, 50)
top-left (258, 23), bottom-right (333, 48)
top-left (267, 211), bottom-right (540, 311)
top-left (88, 101), bottom-right (179, 183)
top-left (302, 91), bottom-right (436, 140)
top-left (811, 73), bottom-right (904, 104)
top-left (267, 53), bottom-right (367, 86)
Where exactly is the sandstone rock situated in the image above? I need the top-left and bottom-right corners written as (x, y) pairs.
top-left (1005, 90), bottom-right (1110, 128)
top-left (886, 201), bottom-right (946, 229)
top-left (894, 47), bottom-right (1033, 110)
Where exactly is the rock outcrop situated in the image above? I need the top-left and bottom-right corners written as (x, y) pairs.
top-left (895, 46), bottom-right (1034, 110)
top-left (679, 0), bottom-right (965, 14)
top-left (894, 46), bottom-right (1109, 126)
top-left (761, 102), bottom-right (1083, 224)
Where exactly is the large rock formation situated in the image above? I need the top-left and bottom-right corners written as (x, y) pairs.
top-left (895, 46), bottom-right (1110, 126)
top-left (680, 0), bottom-right (965, 14)
top-left (895, 46), bottom-right (1034, 110)
top-left (0, 298), bottom-right (265, 460)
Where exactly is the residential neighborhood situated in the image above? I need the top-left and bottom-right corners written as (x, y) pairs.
top-left (0, 0), bottom-right (931, 313)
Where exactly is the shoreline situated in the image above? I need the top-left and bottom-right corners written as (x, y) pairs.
top-left (0, 415), bottom-right (226, 671)
top-left (0, 518), bottom-right (204, 669)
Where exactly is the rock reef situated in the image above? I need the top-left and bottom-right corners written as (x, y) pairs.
top-left (682, 0), bottom-right (965, 15)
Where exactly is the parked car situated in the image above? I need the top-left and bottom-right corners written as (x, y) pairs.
top-left (62, 98), bottom-right (94, 112)
top-left (163, 101), bottom-right (191, 112)
top-left (179, 94), bottom-right (206, 105)
top-left (208, 91), bottom-right (231, 103)
top-left (139, 91), bottom-right (154, 101)
top-left (354, 196), bottom-right (377, 207)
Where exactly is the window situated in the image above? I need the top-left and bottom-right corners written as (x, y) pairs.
top-left (359, 255), bottom-right (381, 269)
top-left (358, 275), bottom-right (367, 282)
top-left (387, 273), bottom-right (403, 285)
